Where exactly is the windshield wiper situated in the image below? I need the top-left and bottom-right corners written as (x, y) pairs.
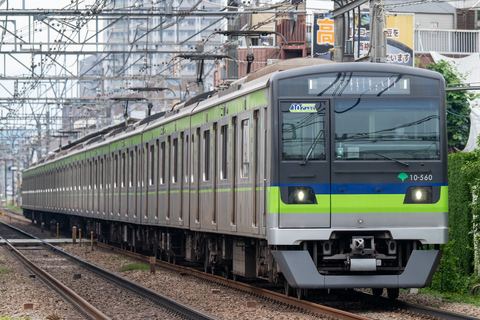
top-left (300, 130), bottom-right (324, 166)
top-left (364, 151), bottom-right (409, 167)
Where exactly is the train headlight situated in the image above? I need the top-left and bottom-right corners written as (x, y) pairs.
top-left (415, 190), bottom-right (425, 201)
top-left (404, 186), bottom-right (433, 204)
top-left (297, 190), bottom-right (305, 201)
top-left (288, 186), bottom-right (317, 204)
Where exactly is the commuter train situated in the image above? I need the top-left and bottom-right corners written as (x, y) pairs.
top-left (22, 59), bottom-right (448, 299)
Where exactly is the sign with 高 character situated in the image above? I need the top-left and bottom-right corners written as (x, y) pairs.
top-left (313, 13), bottom-right (334, 59)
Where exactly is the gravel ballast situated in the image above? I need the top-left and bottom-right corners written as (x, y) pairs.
top-left (1, 213), bottom-right (480, 320)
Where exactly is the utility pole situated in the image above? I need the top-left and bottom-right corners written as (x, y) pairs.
top-left (45, 110), bottom-right (50, 155)
top-left (333, 1), bottom-right (344, 63)
top-left (196, 42), bottom-right (205, 95)
top-left (331, 0), bottom-right (386, 63)
top-left (369, 0), bottom-right (387, 63)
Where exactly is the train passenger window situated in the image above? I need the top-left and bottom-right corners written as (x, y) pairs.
top-left (122, 152), bottom-right (126, 188)
top-left (191, 134), bottom-right (195, 183)
top-left (145, 144), bottom-right (149, 186)
top-left (89, 161), bottom-right (93, 190)
top-left (155, 141), bottom-right (160, 186)
top-left (220, 125), bottom-right (228, 180)
top-left (173, 138), bottom-right (178, 183)
top-left (184, 134), bottom-right (188, 183)
top-left (130, 149), bottom-right (134, 187)
top-left (204, 130), bottom-right (210, 181)
top-left (94, 160), bottom-right (98, 190)
top-left (73, 165), bottom-right (77, 191)
top-left (136, 148), bottom-right (140, 188)
top-left (79, 162), bottom-right (82, 194)
top-left (100, 158), bottom-right (104, 189)
top-left (106, 156), bottom-right (111, 190)
top-left (150, 144), bottom-right (155, 185)
top-left (114, 154), bottom-right (118, 188)
top-left (241, 119), bottom-right (250, 178)
top-left (160, 141), bottom-right (166, 184)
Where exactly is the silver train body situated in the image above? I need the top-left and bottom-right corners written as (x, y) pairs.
top-left (22, 60), bottom-right (448, 296)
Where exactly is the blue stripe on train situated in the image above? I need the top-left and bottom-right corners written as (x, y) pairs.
top-left (272, 183), bottom-right (447, 195)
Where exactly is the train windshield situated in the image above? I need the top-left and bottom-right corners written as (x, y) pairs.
top-left (334, 98), bottom-right (440, 160)
top-left (282, 102), bottom-right (327, 161)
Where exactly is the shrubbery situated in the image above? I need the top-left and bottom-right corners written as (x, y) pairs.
top-left (429, 140), bottom-right (480, 293)
top-left (425, 60), bottom-right (480, 293)
top-left (429, 241), bottom-right (477, 293)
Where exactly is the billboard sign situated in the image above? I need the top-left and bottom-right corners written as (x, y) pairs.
top-left (313, 13), bottom-right (334, 59)
top-left (351, 12), bottom-right (414, 66)
top-left (386, 14), bottom-right (414, 66)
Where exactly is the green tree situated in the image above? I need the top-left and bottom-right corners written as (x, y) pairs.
top-left (426, 60), bottom-right (477, 152)
top-left (462, 137), bottom-right (480, 275)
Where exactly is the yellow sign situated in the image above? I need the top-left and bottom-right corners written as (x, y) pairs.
top-left (386, 14), bottom-right (414, 66)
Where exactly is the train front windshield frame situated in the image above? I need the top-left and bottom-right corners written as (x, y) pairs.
top-left (278, 71), bottom-right (442, 162)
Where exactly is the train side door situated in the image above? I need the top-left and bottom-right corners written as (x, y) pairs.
top-left (278, 100), bottom-right (331, 228)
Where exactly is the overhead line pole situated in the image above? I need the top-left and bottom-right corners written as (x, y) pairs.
top-left (331, 0), bottom-right (386, 63)
top-left (369, 0), bottom-right (386, 63)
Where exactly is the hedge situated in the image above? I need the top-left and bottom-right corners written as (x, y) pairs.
top-left (448, 152), bottom-right (476, 274)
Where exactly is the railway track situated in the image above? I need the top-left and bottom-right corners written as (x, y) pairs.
top-left (2, 211), bottom-right (480, 320)
top-left (0, 220), bottom-right (218, 320)
top-left (95, 242), bottom-right (480, 320)
top-left (95, 242), bottom-right (379, 319)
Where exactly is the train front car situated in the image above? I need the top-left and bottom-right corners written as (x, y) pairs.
top-left (269, 63), bottom-right (448, 298)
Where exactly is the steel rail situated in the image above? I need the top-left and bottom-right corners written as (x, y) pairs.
top-left (384, 298), bottom-right (480, 320)
top-left (4, 240), bottom-right (111, 320)
top-left (0, 219), bottom-right (217, 320)
top-left (96, 242), bottom-right (480, 320)
top-left (44, 242), bottom-right (219, 320)
top-left (338, 288), bottom-right (480, 320)
top-left (96, 242), bottom-right (372, 320)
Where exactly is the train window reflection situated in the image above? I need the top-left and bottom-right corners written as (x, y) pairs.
top-left (241, 119), bottom-right (250, 177)
top-left (282, 107), bottom-right (326, 161)
top-left (160, 141), bottom-right (166, 184)
top-left (114, 155), bottom-right (118, 188)
top-left (221, 125), bottom-right (228, 180)
top-left (173, 138), bottom-right (178, 183)
top-left (122, 152), bottom-right (126, 188)
top-left (184, 134), bottom-right (189, 183)
top-left (150, 144), bottom-right (155, 185)
top-left (204, 130), bottom-right (210, 181)
top-left (130, 149), bottom-right (134, 187)
top-left (334, 99), bottom-right (440, 160)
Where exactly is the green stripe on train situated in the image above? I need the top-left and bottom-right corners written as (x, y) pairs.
top-left (267, 186), bottom-right (448, 214)
top-left (331, 186), bottom-right (448, 214)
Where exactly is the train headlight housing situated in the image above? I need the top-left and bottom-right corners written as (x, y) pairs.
top-left (288, 186), bottom-right (317, 204)
top-left (404, 186), bottom-right (433, 204)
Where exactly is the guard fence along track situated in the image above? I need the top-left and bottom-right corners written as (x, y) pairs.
top-left (0, 220), bottom-right (218, 320)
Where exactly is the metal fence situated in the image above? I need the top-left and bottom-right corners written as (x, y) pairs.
top-left (415, 29), bottom-right (479, 54)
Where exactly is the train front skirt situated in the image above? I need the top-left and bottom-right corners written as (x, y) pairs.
top-left (272, 250), bottom-right (442, 289)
